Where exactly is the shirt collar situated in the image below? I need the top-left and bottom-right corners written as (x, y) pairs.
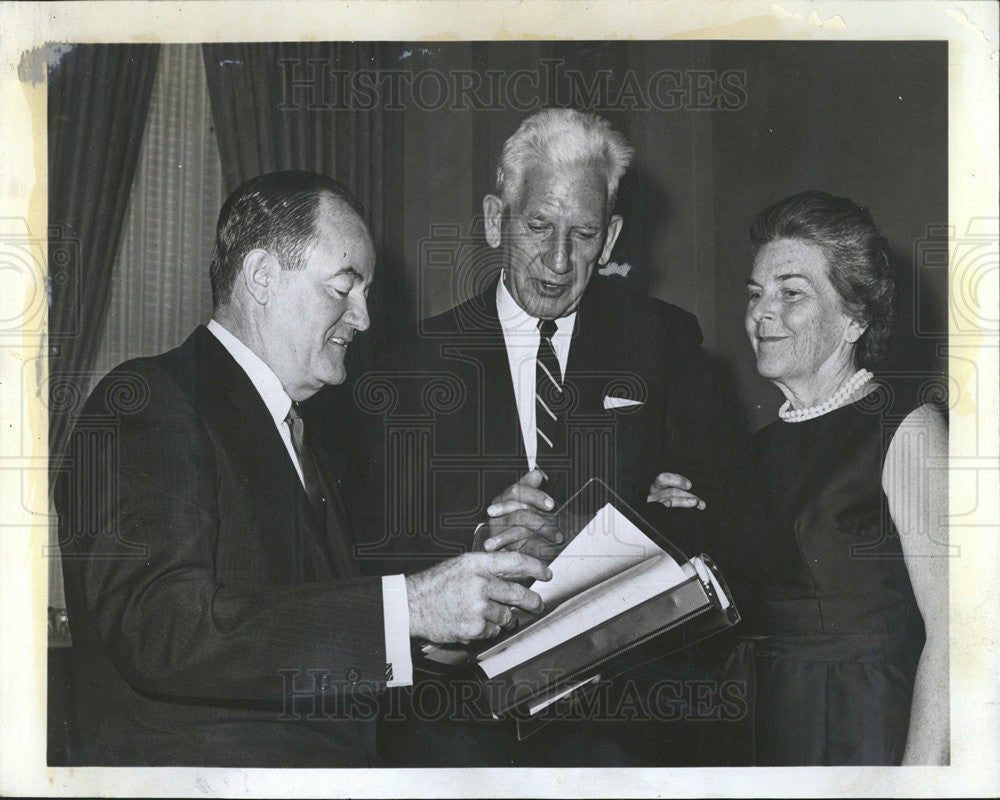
top-left (495, 272), bottom-right (577, 339)
top-left (207, 319), bottom-right (293, 427)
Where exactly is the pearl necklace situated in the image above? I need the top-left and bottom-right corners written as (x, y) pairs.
top-left (778, 369), bottom-right (874, 423)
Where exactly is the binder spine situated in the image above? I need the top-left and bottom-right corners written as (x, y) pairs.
top-left (478, 574), bottom-right (734, 718)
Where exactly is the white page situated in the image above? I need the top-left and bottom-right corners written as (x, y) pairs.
top-left (531, 502), bottom-right (680, 609)
top-left (477, 504), bottom-right (693, 678)
top-left (477, 552), bottom-right (690, 678)
top-left (422, 503), bottom-right (685, 667)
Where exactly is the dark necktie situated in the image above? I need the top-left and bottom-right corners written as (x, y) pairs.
top-left (285, 402), bottom-right (356, 578)
top-left (535, 318), bottom-right (567, 501)
top-left (285, 401), bottom-right (329, 521)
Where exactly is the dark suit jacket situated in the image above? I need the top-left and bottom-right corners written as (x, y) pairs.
top-left (57, 326), bottom-right (387, 766)
top-left (349, 275), bottom-right (738, 574)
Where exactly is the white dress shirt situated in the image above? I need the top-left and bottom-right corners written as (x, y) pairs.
top-left (207, 320), bottom-right (412, 688)
top-left (495, 276), bottom-right (577, 469)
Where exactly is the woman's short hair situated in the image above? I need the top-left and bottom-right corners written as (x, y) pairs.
top-left (749, 190), bottom-right (896, 368)
top-left (495, 108), bottom-right (634, 212)
top-left (209, 171), bottom-right (367, 308)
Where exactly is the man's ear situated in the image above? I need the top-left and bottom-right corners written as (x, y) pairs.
top-left (598, 214), bottom-right (624, 265)
top-left (483, 194), bottom-right (504, 249)
top-left (242, 249), bottom-right (278, 305)
top-left (844, 317), bottom-right (868, 344)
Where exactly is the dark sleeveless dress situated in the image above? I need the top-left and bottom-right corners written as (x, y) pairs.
top-left (716, 383), bottom-right (927, 765)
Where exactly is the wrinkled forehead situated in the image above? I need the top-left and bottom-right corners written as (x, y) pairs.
top-left (748, 238), bottom-right (846, 301)
top-left (510, 158), bottom-right (610, 214)
top-left (752, 237), bottom-right (829, 272)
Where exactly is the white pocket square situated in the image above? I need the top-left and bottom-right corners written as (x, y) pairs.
top-left (603, 396), bottom-right (644, 410)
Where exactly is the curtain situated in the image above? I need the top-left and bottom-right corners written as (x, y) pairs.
top-left (202, 43), bottom-right (406, 367)
top-left (49, 44), bottom-right (222, 618)
top-left (90, 44), bottom-right (222, 380)
top-left (47, 44), bottom-right (160, 464)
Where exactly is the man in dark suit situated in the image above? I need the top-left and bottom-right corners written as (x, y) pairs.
top-left (56, 171), bottom-right (551, 767)
top-left (348, 110), bottom-right (739, 766)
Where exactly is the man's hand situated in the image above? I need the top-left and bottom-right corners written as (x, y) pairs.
top-left (646, 472), bottom-right (706, 510)
top-left (481, 469), bottom-right (564, 559)
top-left (405, 551), bottom-right (551, 644)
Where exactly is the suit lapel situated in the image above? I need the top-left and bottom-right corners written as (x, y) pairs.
top-left (565, 282), bottom-right (618, 417)
top-left (197, 327), bottom-right (348, 580)
top-left (313, 448), bottom-right (358, 578)
top-left (562, 282), bottom-right (657, 500)
top-left (469, 284), bottom-right (528, 466)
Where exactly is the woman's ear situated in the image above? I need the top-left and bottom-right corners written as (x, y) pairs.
top-left (844, 317), bottom-right (868, 345)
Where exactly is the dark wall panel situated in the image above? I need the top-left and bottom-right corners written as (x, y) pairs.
top-left (708, 42), bottom-right (948, 429)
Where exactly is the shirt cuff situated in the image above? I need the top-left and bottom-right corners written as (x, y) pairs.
top-left (381, 574), bottom-right (413, 688)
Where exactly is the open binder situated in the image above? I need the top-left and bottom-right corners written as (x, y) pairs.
top-left (416, 479), bottom-right (740, 727)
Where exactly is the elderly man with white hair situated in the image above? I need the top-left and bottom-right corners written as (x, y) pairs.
top-left (343, 109), bottom-right (741, 766)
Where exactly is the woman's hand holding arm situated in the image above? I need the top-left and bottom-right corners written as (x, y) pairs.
top-left (647, 471), bottom-right (706, 510)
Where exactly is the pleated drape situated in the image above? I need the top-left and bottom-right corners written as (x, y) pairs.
top-left (90, 44), bottom-right (223, 381)
top-left (47, 44), bottom-right (160, 464)
top-left (201, 42), bottom-right (406, 361)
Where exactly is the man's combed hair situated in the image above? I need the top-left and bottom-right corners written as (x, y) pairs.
top-left (496, 108), bottom-right (634, 212)
top-left (209, 171), bottom-right (368, 308)
top-left (749, 190), bottom-right (897, 369)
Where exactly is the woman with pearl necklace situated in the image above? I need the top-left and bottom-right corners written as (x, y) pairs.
top-left (650, 190), bottom-right (948, 766)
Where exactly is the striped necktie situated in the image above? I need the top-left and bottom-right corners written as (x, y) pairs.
top-left (535, 318), bottom-right (566, 499)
